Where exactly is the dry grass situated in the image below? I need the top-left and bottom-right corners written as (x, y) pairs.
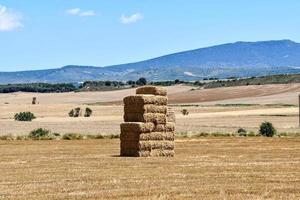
top-left (0, 138), bottom-right (299, 199)
top-left (0, 104), bottom-right (298, 135)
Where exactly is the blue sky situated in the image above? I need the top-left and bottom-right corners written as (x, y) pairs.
top-left (0, 0), bottom-right (300, 71)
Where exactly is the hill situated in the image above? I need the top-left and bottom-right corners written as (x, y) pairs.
top-left (1, 40), bottom-right (300, 83)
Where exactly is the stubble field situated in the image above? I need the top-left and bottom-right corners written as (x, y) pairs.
top-left (1, 138), bottom-right (299, 199)
top-left (1, 84), bottom-right (300, 199)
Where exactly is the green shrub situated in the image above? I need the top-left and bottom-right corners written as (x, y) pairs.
top-left (62, 133), bottom-right (84, 140)
top-left (68, 109), bottom-right (74, 117)
top-left (84, 107), bottom-right (93, 117)
top-left (29, 128), bottom-right (53, 140)
top-left (69, 108), bottom-right (81, 117)
top-left (181, 109), bottom-right (189, 115)
top-left (14, 112), bottom-right (36, 121)
top-left (259, 121), bottom-right (276, 137)
top-left (237, 128), bottom-right (247, 134)
top-left (237, 128), bottom-right (247, 136)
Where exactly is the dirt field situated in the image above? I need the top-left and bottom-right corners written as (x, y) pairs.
top-left (0, 84), bottom-right (299, 135)
top-left (0, 138), bottom-right (299, 199)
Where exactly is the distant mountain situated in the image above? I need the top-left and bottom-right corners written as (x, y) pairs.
top-left (1, 40), bottom-right (300, 84)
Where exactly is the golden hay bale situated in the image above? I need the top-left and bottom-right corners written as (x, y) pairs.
top-left (121, 140), bottom-right (174, 151)
top-left (137, 150), bottom-right (175, 157)
top-left (154, 122), bottom-right (175, 132)
top-left (123, 95), bottom-right (168, 106)
top-left (136, 86), bottom-right (167, 96)
top-left (124, 113), bottom-right (167, 124)
top-left (139, 132), bottom-right (175, 141)
top-left (120, 122), bottom-right (155, 133)
top-left (150, 149), bottom-right (175, 157)
top-left (139, 141), bottom-right (174, 151)
top-left (124, 104), bottom-right (168, 114)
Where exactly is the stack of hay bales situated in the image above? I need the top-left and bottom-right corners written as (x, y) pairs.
top-left (120, 86), bottom-right (175, 157)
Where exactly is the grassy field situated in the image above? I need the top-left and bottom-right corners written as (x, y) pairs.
top-left (0, 138), bottom-right (299, 199)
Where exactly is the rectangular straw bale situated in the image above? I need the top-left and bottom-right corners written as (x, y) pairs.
top-left (121, 130), bottom-right (174, 141)
top-left (139, 132), bottom-right (175, 141)
top-left (120, 149), bottom-right (140, 157)
top-left (124, 104), bottom-right (168, 114)
top-left (121, 149), bottom-right (174, 157)
top-left (136, 86), bottom-right (167, 96)
top-left (124, 113), bottom-right (167, 124)
top-left (139, 141), bottom-right (174, 151)
top-left (154, 122), bottom-right (175, 132)
top-left (123, 95), bottom-right (168, 106)
top-left (120, 122), bottom-right (155, 133)
top-left (150, 149), bottom-right (175, 157)
top-left (121, 140), bottom-right (174, 151)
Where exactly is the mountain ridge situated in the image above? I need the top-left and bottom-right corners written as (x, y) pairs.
top-left (1, 40), bottom-right (300, 84)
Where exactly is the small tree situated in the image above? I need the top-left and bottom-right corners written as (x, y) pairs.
top-left (68, 109), bottom-right (74, 117)
top-left (32, 97), bottom-right (37, 105)
top-left (181, 109), bottom-right (189, 116)
top-left (237, 128), bottom-right (247, 134)
top-left (136, 77), bottom-right (147, 86)
top-left (259, 121), bottom-right (276, 137)
top-left (14, 112), bottom-right (36, 121)
top-left (84, 107), bottom-right (93, 117)
top-left (74, 107), bottom-right (81, 117)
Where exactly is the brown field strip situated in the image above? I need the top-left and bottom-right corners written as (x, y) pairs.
top-left (0, 138), bottom-right (299, 199)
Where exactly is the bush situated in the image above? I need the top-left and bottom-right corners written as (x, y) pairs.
top-left (181, 109), bottom-right (189, 115)
top-left (237, 128), bottom-right (247, 134)
top-left (259, 121), bottom-right (276, 137)
top-left (29, 128), bottom-right (53, 140)
top-left (237, 128), bottom-right (247, 136)
top-left (14, 112), bottom-right (36, 121)
top-left (69, 108), bottom-right (81, 117)
top-left (68, 109), bottom-right (74, 117)
top-left (84, 107), bottom-right (93, 117)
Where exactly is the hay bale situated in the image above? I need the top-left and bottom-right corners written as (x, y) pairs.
top-left (121, 131), bottom-right (174, 141)
top-left (136, 86), bottom-right (167, 96)
top-left (124, 113), bottom-right (167, 124)
top-left (121, 140), bottom-right (174, 151)
top-left (154, 122), bottom-right (175, 132)
top-left (139, 132), bottom-right (174, 141)
top-left (124, 95), bottom-right (168, 106)
top-left (138, 150), bottom-right (174, 157)
top-left (120, 122), bottom-right (155, 133)
top-left (124, 104), bottom-right (168, 114)
top-left (139, 141), bottom-right (174, 151)
top-left (150, 149), bottom-right (175, 157)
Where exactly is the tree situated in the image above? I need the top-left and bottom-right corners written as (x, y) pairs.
top-left (175, 79), bottom-right (180, 84)
top-left (136, 77), bottom-right (147, 86)
top-left (259, 121), bottom-right (276, 137)
top-left (84, 107), bottom-right (93, 117)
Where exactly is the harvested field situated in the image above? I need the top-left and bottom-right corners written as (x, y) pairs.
top-left (0, 84), bottom-right (299, 135)
top-left (0, 138), bottom-right (299, 199)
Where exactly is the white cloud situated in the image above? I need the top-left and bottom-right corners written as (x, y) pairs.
top-left (66, 8), bottom-right (81, 15)
top-left (120, 13), bottom-right (143, 24)
top-left (66, 8), bottom-right (95, 17)
top-left (0, 5), bottom-right (23, 31)
top-left (79, 11), bottom-right (95, 17)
